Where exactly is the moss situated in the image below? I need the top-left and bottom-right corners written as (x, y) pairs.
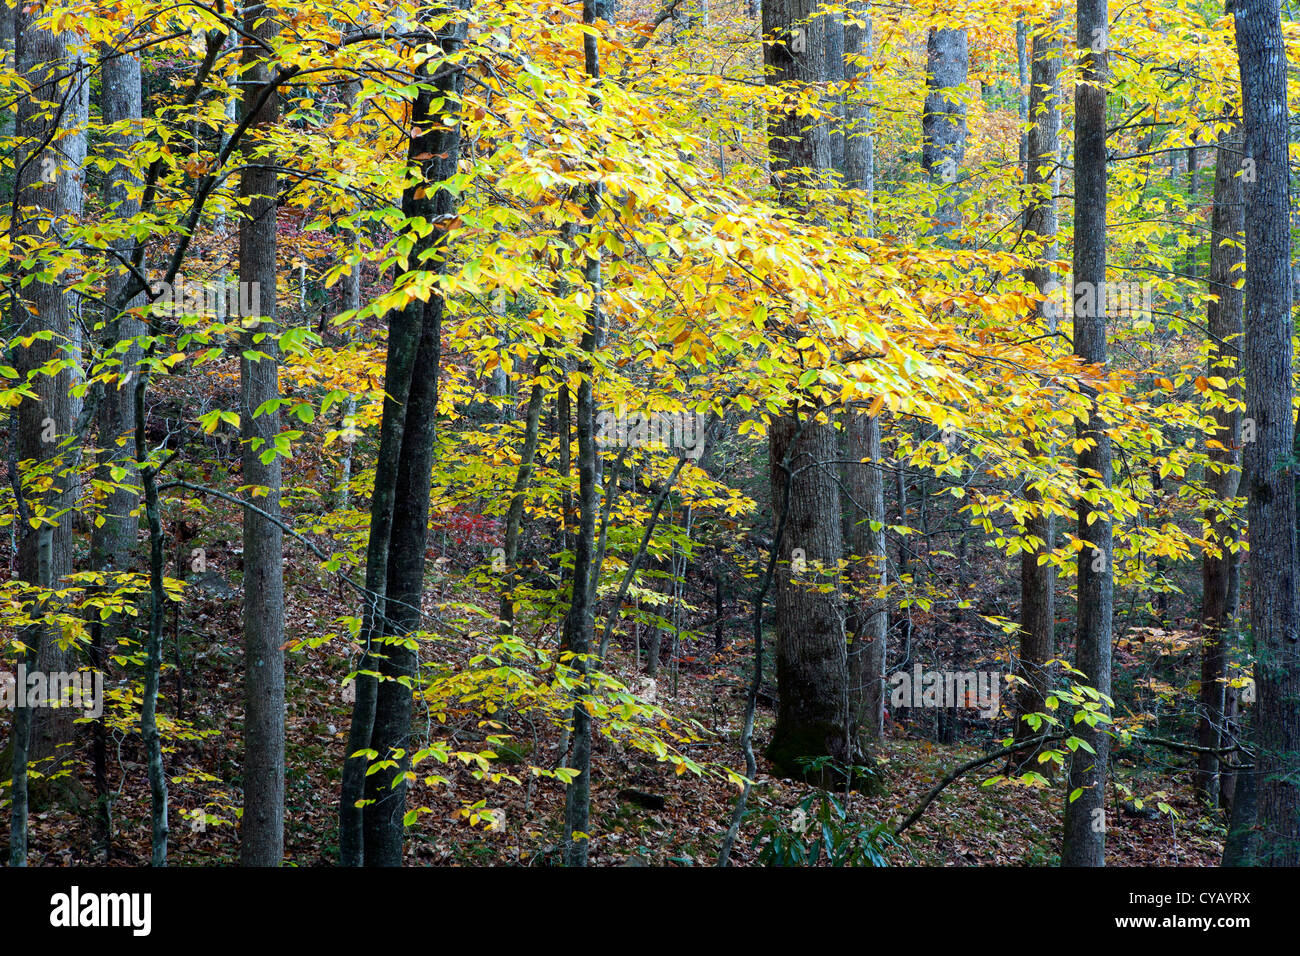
top-left (765, 723), bottom-right (885, 794)
top-left (489, 738), bottom-right (534, 764)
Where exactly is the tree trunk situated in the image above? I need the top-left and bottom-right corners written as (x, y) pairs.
top-left (764, 0), bottom-right (832, 195)
top-left (90, 27), bottom-right (147, 860)
top-left (7, 9), bottom-right (87, 860)
top-left (500, 375), bottom-right (547, 630)
top-left (238, 7), bottom-right (286, 866)
top-left (1060, 0), bottom-right (1112, 868)
top-left (763, 0), bottom-right (855, 778)
top-left (1234, 0), bottom-right (1300, 865)
top-left (1196, 97), bottom-right (1244, 804)
top-left (561, 0), bottom-right (611, 867)
top-left (339, 9), bottom-right (466, 867)
top-left (766, 414), bottom-right (855, 775)
top-left (922, 25), bottom-right (968, 239)
top-left (1015, 17), bottom-right (1028, 171)
top-left (845, 410), bottom-right (887, 739)
top-left (1015, 7), bottom-right (1062, 747)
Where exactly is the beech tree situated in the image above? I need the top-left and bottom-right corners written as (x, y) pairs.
top-left (1234, 0), bottom-right (1300, 866)
top-left (1060, 0), bottom-right (1113, 868)
top-left (761, 0), bottom-right (856, 778)
top-left (7, 5), bottom-right (87, 866)
top-left (238, 3), bottom-right (287, 867)
top-left (1014, 7), bottom-right (1062, 747)
top-left (1195, 91), bottom-right (1243, 806)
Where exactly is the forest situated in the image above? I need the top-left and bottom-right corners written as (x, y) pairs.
top-left (0, 0), bottom-right (1297, 875)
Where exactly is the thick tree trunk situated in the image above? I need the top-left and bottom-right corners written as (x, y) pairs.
top-left (767, 414), bottom-right (855, 774)
top-left (1015, 8), bottom-right (1062, 747)
top-left (8, 10), bottom-right (87, 862)
top-left (1234, 0), bottom-right (1300, 866)
top-left (763, 0), bottom-right (855, 778)
top-left (90, 29), bottom-right (147, 859)
top-left (238, 8), bottom-right (286, 866)
top-left (1196, 104), bottom-right (1244, 804)
top-left (763, 0), bottom-right (832, 193)
top-left (1060, 0), bottom-right (1112, 868)
top-left (922, 25), bottom-right (968, 239)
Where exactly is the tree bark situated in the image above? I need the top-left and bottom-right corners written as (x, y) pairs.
top-left (763, 0), bottom-right (855, 778)
top-left (1196, 93), bottom-right (1244, 804)
top-left (922, 25), bottom-right (968, 239)
top-left (339, 8), bottom-right (466, 867)
top-left (1060, 0), bottom-right (1112, 868)
top-left (845, 409), bottom-right (887, 739)
top-left (90, 26), bottom-right (147, 860)
top-left (561, 0), bottom-right (611, 867)
top-left (766, 413), bottom-right (855, 774)
top-left (1234, 0), bottom-right (1300, 865)
top-left (1015, 7), bottom-right (1062, 747)
top-left (7, 7), bottom-right (88, 861)
top-left (238, 6), bottom-right (286, 866)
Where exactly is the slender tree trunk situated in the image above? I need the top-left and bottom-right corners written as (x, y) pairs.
top-left (841, 2), bottom-right (873, 209)
top-left (137, 383), bottom-right (169, 866)
top-left (238, 7), bottom-right (286, 866)
top-left (845, 409), bottom-right (887, 739)
top-left (1222, 755), bottom-right (1258, 865)
top-left (1015, 7), bottom-right (1062, 747)
top-left (1234, 0), bottom-right (1300, 865)
top-left (340, 8), bottom-right (466, 867)
top-left (1015, 17), bottom-right (1028, 171)
top-left (1196, 98), bottom-right (1244, 804)
top-left (561, 0), bottom-right (610, 867)
top-left (1060, 0), bottom-right (1112, 868)
top-left (337, 63), bottom-right (364, 509)
top-left (500, 375), bottom-right (547, 630)
top-left (839, 7), bottom-right (882, 740)
top-left (362, 57), bottom-right (462, 860)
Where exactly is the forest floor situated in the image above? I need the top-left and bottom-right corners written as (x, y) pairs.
top-left (2, 521), bottom-right (1228, 866)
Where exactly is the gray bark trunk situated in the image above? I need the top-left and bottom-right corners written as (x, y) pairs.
top-left (238, 8), bottom-right (286, 866)
top-left (90, 27), bottom-right (147, 859)
top-left (7, 9), bottom-right (88, 861)
top-left (845, 410), bottom-right (887, 739)
top-left (763, 0), bottom-right (855, 779)
top-left (1196, 100), bottom-right (1244, 804)
top-left (1060, 0), bottom-right (1113, 868)
top-left (561, 0), bottom-right (609, 866)
top-left (922, 26), bottom-right (968, 239)
top-left (1015, 8), bottom-right (1062, 747)
top-left (1234, 0), bottom-right (1300, 865)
